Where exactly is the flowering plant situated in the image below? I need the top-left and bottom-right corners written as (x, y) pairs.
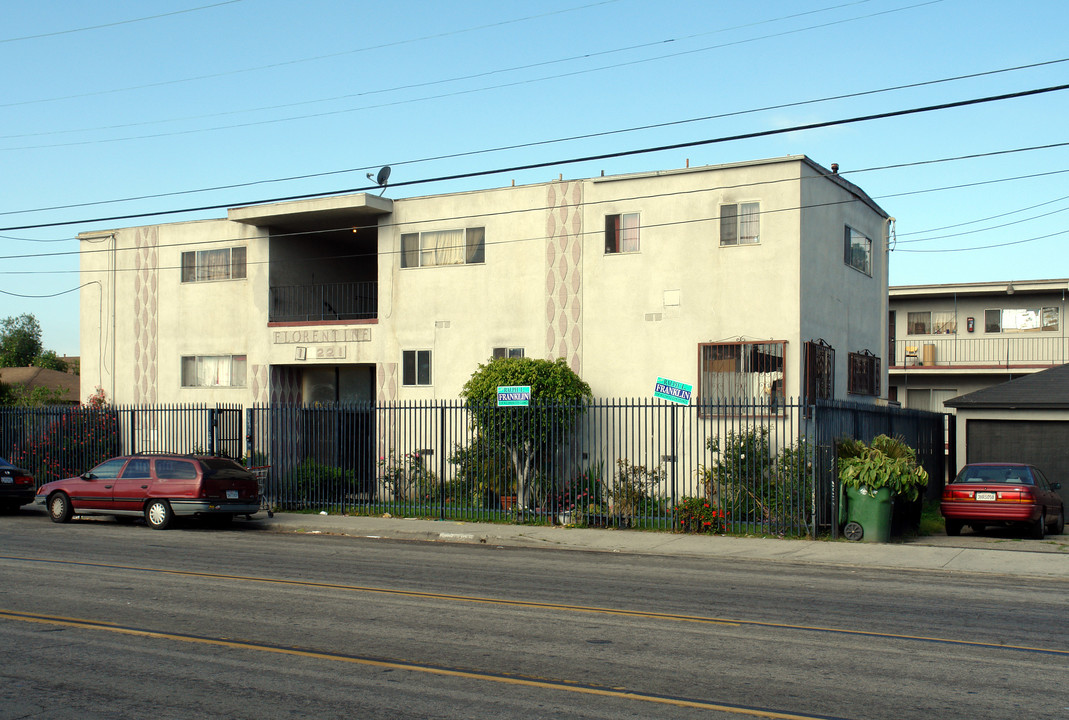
top-left (676, 496), bottom-right (726, 534)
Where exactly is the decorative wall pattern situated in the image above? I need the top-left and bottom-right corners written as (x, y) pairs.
top-left (133, 227), bottom-right (159, 405)
top-left (270, 366), bottom-right (302, 404)
top-left (545, 181), bottom-right (584, 374)
top-left (250, 364), bottom-right (270, 405)
top-left (377, 362), bottom-right (398, 402)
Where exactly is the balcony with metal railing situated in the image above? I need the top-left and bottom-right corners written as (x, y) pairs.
top-left (269, 282), bottom-right (377, 323)
top-left (891, 335), bottom-right (1069, 370)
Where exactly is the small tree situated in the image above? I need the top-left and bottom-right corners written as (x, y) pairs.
top-left (460, 357), bottom-right (592, 509)
top-left (0, 314), bottom-right (43, 368)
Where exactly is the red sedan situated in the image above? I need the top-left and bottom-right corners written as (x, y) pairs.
top-left (941, 463), bottom-right (1065, 539)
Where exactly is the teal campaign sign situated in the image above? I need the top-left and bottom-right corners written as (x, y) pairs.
top-left (654, 377), bottom-right (692, 405)
top-left (497, 385), bottom-right (531, 407)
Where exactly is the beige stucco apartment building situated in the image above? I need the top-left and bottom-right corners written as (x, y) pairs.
top-left (79, 156), bottom-right (891, 408)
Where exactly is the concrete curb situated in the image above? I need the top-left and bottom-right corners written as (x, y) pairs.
top-left (254, 513), bottom-right (1069, 580)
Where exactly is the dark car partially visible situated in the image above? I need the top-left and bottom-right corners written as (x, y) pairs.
top-left (0, 456), bottom-right (36, 513)
top-left (940, 462), bottom-right (1065, 539)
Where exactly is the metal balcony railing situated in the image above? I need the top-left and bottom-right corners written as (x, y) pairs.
top-left (892, 335), bottom-right (1069, 368)
top-left (269, 282), bottom-right (377, 323)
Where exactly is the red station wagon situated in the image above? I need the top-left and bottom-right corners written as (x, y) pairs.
top-left (940, 462), bottom-right (1065, 539)
top-left (35, 454), bottom-right (260, 529)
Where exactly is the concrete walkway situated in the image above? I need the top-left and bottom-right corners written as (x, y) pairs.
top-left (254, 511), bottom-right (1069, 580)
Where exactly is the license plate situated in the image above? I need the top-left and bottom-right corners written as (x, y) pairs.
top-left (975, 491), bottom-right (996, 501)
top-left (1, 477), bottom-right (12, 484)
top-left (226, 490), bottom-right (238, 499)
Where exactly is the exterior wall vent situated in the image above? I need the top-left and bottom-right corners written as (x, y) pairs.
top-left (644, 313), bottom-right (663, 322)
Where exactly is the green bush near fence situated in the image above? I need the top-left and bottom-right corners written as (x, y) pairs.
top-left (701, 427), bottom-right (813, 534)
top-left (448, 433), bottom-right (516, 508)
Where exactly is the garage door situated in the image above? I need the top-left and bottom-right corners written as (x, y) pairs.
top-left (966, 419), bottom-right (1069, 505)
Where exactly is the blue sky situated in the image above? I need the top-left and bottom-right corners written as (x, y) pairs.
top-left (2, 0), bottom-right (1067, 358)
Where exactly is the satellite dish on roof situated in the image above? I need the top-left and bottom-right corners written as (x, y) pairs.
top-left (366, 166), bottom-right (391, 195)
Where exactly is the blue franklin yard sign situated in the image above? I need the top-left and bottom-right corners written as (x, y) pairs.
top-left (497, 385), bottom-right (531, 407)
top-left (654, 377), bottom-right (692, 405)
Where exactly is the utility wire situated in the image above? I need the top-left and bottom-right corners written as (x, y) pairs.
top-left (3, 81), bottom-right (1067, 233)
top-left (4, 163), bottom-right (1067, 269)
top-left (1, 0), bottom-right (860, 108)
top-left (0, 1), bottom-right (242, 44)
top-left (2, 0), bottom-right (943, 149)
top-left (6, 56), bottom-right (1066, 219)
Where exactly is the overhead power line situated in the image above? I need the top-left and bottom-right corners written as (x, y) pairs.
top-left (0, 1), bottom-right (243, 44)
top-left (3, 81), bottom-right (1067, 233)
top-left (6, 56), bottom-right (1065, 219)
top-left (1, 0), bottom-right (944, 148)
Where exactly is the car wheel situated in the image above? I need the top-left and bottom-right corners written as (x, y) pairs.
top-left (1029, 515), bottom-right (1045, 540)
top-left (144, 499), bottom-right (174, 530)
top-left (48, 493), bottom-right (73, 523)
top-left (945, 519), bottom-right (963, 536)
top-left (1049, 508), bottom-right (1064, 536)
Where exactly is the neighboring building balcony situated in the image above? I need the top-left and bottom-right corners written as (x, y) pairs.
top-left (891, 336), bottom-right (1069, 370)
top-left (269, 281), bottom-right (377, 323)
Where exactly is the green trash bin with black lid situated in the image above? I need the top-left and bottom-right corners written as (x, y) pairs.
top-left (840, 485), bottom-right (893, 543)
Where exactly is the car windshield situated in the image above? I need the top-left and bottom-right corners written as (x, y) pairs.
top-left (956, 466), bottom-right (1033, 485)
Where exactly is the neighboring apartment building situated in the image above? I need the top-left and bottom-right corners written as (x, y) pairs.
top-left (79, 155), bottom-right (891, 409)
top-left (888, 279), bottom-right (1069, 413)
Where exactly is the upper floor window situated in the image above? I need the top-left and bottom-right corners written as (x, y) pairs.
top-left (844, 226), bottom-right (871, 275)
top-left (907, 311), bottom-right (956, 335)
top-left (720, 203), bottom-right (760, 245)
top-left (492, 347), bottom-right (525, 359)
top-left (402, 349), bottom-right (432, 386)
top-left (803, 340), bottom-right (835, 403)
top-left (181, 355), bottom-right (247, 388)
top-left (699, 340), bottom-right (784, 410)
top-left (181, 247), bottom-right (246, 282)
top-left (847, 351), bottom-right (880, 396)
top-left (985, 307), bottom-right (1059, 333)
top-left (605, 213), bottom-right (640, 253)
top-left (401, 227), bottom-right (485, 268)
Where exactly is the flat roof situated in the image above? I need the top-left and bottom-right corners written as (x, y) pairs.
top-left (228, 193), bottom-right (393, 229)
top-left (890, 278), bottom-right (1069, 299)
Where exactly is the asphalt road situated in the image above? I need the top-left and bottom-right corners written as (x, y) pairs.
top-left (1, 512), bottom-right (1067, 720)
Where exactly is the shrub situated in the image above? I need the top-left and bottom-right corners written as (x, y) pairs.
top-left (837, 434), bottom-right (929, 501)
top-left (676, 497), bottom-right (726, 533)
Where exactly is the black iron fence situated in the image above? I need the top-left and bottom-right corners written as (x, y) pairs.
top-left (0, 404), bottom-right (243, 486)
top-left (2, 399), bottom-right (947, 538)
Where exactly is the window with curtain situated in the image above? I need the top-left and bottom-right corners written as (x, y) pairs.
top-left (181, 247), bottom-right (246, 282)
top-left (180, 355), bottom-right (247, 387)
top-left (400, 228), bottom-right (485, 268)
top-left (605, 213), bottom-right (640, 253)
top-left (985, 306), bottom-right (1059, 333)
top-left (720, 203), bottom-right (760, 245)
top-left (698, 340), bottom-right (785, 410)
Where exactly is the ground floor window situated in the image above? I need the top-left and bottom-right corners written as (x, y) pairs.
top-left (403, 350), bottom-right (432, 386)
top-left (803, 340), bottom-right (834, 403)
top-left (492, 347), bottom-right (525, 359)
top-left (699, 340), bottom-right (784, 410)
top-left (847, 351), bottom-right (880, 396)
top-left (181, 355), bottom-right (247, 387)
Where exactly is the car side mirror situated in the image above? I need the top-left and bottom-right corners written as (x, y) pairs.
top-left (1051, 482), bottom-right (1062, 491)
top-left (81, 472), bottom-right (96, 480)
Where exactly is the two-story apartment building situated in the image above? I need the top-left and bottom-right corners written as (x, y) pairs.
top-left (888, 279), bottom-right (1069, 412)
top-left (78, 155), bottom-right (891, 409)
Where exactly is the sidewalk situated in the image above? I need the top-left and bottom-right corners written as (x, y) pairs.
top-left (254, 511), bottom-right (1069, 580)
